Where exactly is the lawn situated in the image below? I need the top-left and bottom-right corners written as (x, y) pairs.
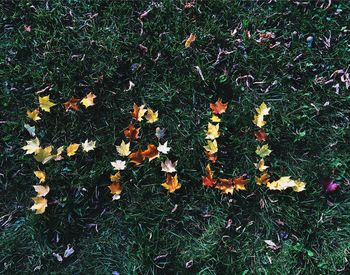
top-left (1, 0), bottom-right (350, 274)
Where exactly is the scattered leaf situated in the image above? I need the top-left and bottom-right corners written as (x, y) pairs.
top-left (184, 33), bottom-right (196, 48)
top-left (110, 171), bottom-right (121, 182)
top-left (124, 123), bottom-right (140, 140)
top-left (210, 98), bottom-right (228, 114)
top-left (141, 144), bottom-right (160, 161)
top-left (67, 143), bottom-right (80, 156)
top-left (81, 139), bottom-right (96, 152)
top-left (206, 123), bottom-right (220, 140)
top-left (30, 197), bottom-right (48, 214)
top-left (81, 92), bottom-right (96, 108)
top-left (131, 103), bottom-right (147, 121)
top-left (116, 140), bottom-right (131, 157)
top-left (34, 146), bottom-right (54, 164)
top-left (27, 109), bottom-right (41, 121)
top-left (22, 137), bottom-right (40, 154)
top-left (108, 182), bottom-right (122, 200)
top-left (128, 147), bottom-right (145, 165)
top-left (321, 177), bottom-right (339, 193)
top-left (111, 160), bottom-right (126, 170)
top-left (24, 124), bottom-right (36, 137)
top-left (34, 170), bottom-right (46, 183)
top-left (161, 158), bottom-right (177, 173)
top-left (161, 174), bottom-right (181, 193)
top-left (157, 141), bottom-right (171, 154)
top-left (256, 144), bottom-right (272, 158)
top-left (203, 139), bottom-right (218, 154)
top-left (145, 108), bottom-right (158, 123)
top-left (39, 95), bottom-right (56, 112)
top-left (255, 128), bottom-right (268, 141)
top-left (255, 159), bottom-right (269, 172)
top-left (64, 97), bottom-right (80, 111)
top-left (210, 115), bottom-right (221, 123)
top-left (33, 185), bottom-right (50, 197)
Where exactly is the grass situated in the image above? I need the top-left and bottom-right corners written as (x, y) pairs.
top-left (1, 0), bottom-right (350, 273)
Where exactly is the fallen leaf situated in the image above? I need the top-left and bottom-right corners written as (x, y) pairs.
top-left (264, 240), bottom-right (280, 251)
top-left (131, 103), bottom-right (147, 121)
top-left (216, 178), bottom-right (235, 194)
top-left (39, 95), bottom-right (56, 112)
top-left (110, 171), bottom-right (121, 182)
top-left (252, 113), bottom-right (267, 128)
top-left (64, 97), bottom-right (81, 111)
top-left (255, 144), bottom-right (272, 158)
top-left (22, 137), bottom-right (40, 154)
top-left (27, 109), bottom-right (41, 121)
top-left (255, 128), bottom-right (268, 141)
top-left (24, 124), bottom-right (36, 137)
top-left (128, 147), bottom-right (145, 165)
top-left (34, 146), bottom-right (54, 164)
top-left (210, 115), bottom-right (221, 123)
top-left (233, 176), bottom-right (248, 191)
top-left (256, 102), bottom-right (271, 116)
top-left (108, 182), bottom-right (122, 200)
top-left (185, 33), bottom-right (196, 48)
top-left (81, 92), bottom-right (96, 108)
top-left (256, 171), bottom-right (269, 185)
top-left (321, 177), bottom-right (339, 193)
top-left (116, 140), bottom-right (131, 157)
top-left (33, 185), bottom-right (50, 197)
top-left (141, 144), bottom-right (160, 161)
top-left (31, 197), bottom-right (48, 214)
top-left (255, 159), bottom-right (269, 172)
top-left (210, 98), bottom-right (228, 114)
top-left (205, 152), bottom-right (217, 163)
top-left (34, 170), bottom-right (46, 183)
top-left (157, 141), bottom-right (171, 154)
top-left (63, 245), bottom-right (75, 258)
top-left (145, 108), bottom-right (158, 123)
top-left (206, 123), bottom-right (220, 140)
top-left (203, 139), bottom-right (218, 154)
top-left (161, 174), bottom-right (181, 193)
top-left (111, 160), bottom-right (126, 170)
top-left (124, 123), bottom-right (140, 140)
top-left (81, 139), bottom-right (96, 152)
top-left (293, 180), bottom-right (306, 192)
top-left (202, 164), bottom-right (216, 187)
top-left (155, 127), bottom-right (166, 140)
top-left (67, 143), bottom-right (80, 156)
top-left (161, 158), bottom-right (177, 173)
top-left (267, 176), bottom-right (295, 191)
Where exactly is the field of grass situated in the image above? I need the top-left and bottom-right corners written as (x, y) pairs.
top-left (1, 0), bottom-right (350, 274)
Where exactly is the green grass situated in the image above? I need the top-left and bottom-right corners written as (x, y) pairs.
top-left (1, 0), bottom-right (350, 274)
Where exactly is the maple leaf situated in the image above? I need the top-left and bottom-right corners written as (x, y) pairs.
top-left (33, 185), bottom-right (50, 197)
top-left (202, 164), bottom-right (216, 187)
top-left (206, 123), bottom-right (220, 140)
top-left (124, 123), bottom-right (140, 140)
top-left (256, 171), bottom-right (269, 185)
top-left (161, 174), bottom-right (181, 193)
top-left (252, 114), bottom-right (267, 128)
top-left (81, 92), bottom-right (96, 108)
top-left (267, 176), bottom-right (295, 191)
top-left (116, 140), bottom-right (131, 157)
top-left (39, 95), bottom-right (56, 112)
top-left (131, 103), bottom-right (147, 121)
top-left (210, 98), bottom-right (228, 114)
top-left (161, 158), bottom-right (177, 173)
top-left (22, 137), bottom-right (40, 154)
top-left (203, 139), bottom-right (218, 154)
top-left (184, 33), bottom-right (196, 48)
top-left (34, 146), bottom-right (54, 164)
top-left (34, 170), bottom-right (46, 183)
top-left (108, 182), bottom-right (122, 200)
top-left (64, 97), bottom-right (80, 111)
top-left (233, 176), bottom-right (247, 191)
top-left (216, 178), bottom-right (235, 194)
top-left (110, 171), bottom-right (121, 182)
top-left (67, 143), bottom-right (80, 156)
top-left (210, 114), bottom-right (221, 123)
top-left (128, 147), bottom-right (145, 165)
top-left (145, 108), bottom-right (158, 123)
top-left (155, 127), bottom-right (166, 140)
top-left (55, 146), bottom-right (65, 161)
top-left (157, 141), bottom-right (171, 154)
top-left (27, 109), bottom-right (41, 121)
top-left (31, 197), bottom-right (48, 214)
top-left (255, 128), bottom-right (268, 141)
top-left (321, 177), bottom-right (339, 193)
top-left (256, 144), bottom-right (272, 158)
top-left (111, 160), bottom-right (126, 170)
top-left (293, 180), bottom-right (306, 192)
top-left (141, 144), bottom-right (160, 161)
top-left (255, 102), bottom-right (270, 116)
top-left (82, 139), bottom-right (96, 152)
top-left (206, 152), bottom-right (217, 163)
top-left (255, 159), bottom-right (269, 172)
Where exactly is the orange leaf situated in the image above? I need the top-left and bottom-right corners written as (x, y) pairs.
top-left (255, 129), bottom-right (268, 141)
top-left (128, 147), bottom-right (145, 165)
top-left (131, 103), bottom-right (147, 121)
top-left (64, 97), bottom-right (81, 111)
top-left (216, 178), bottom-right (234, 194)
top-left (161, 174), bottom-right (181, 193)
top-left (256, 171), bottom-right (269, 185)
top-left (233, 176), bottom-right (248, 191)
top-left (205, 152), bottom-right (217, 163)
top-left (202, 164), bottom-right (216, 187)
top-left (141, 144), bottom-right (160, 161)
top-left (185, 33), bottom-right (196, 48)
top-left (210, 98), bottom-right (228, 114)
top-left (124, 123), bottom-right (140, 140)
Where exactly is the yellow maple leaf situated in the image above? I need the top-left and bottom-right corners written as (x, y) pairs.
top-left (39, 95), bottom-right (56, 112)
top-left (110, 171), bottom-right (121, 182)
top-left (255, 159), bottom-right (269, 172)
top-left (252, 114), bottom-right (267, 128)
top-left (255, 171), bottom-right (269, 186)
top-left (116, 140), bottom-right (131, 157)
top-left (30, 197), bottom-right (48, 214)
top-left (81, 139), bottom-right (96, 152)
top-left (267, 176), bottom-right (295, 191)
top-left (34, 170), bottom-right (46, 183)
top-left (27, 109), bottom-right (41, 121)
top-left (185, 33), bottom-right (196, 48)
top-left (255, 144), bottom-right (272, 158)
top-left (206, 123), bottom-right (220, 140)
top-left (255, 102), bottom-right (270, 116)
top-left (34, 146), bottom-right (54, 164)
top-left (67, 143), bottom-right (80, 156)
top-left (203, 139), bottom-right (218, 154)
top-left (293, 180), bottom-right (306, 192)
top-left (81, 92), bottom-right (96, 108)
top-left (22, 137), bottom-right (40, 154)
top-left (145, 108), bottom-right (158, 123)
top-left (161, 174), bottom-right (181, 193)
top-left (210, 115), bottom-right (221, 123)
top-left (33, 185), bottom-right (50, 197)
